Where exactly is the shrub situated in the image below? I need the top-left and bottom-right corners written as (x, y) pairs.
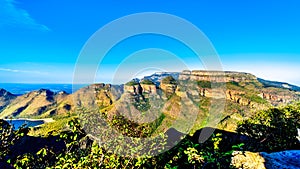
top-left (237, 102), bottom-right (300, 151)
top-left (140, 79), bottom-right (154, 85)
top-left (125, 80), bottom-right (139, 86)
top-left (162, 76), bottom-right (177, 85)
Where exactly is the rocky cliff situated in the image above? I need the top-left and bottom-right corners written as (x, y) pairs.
top-left (179, 70), bottom-right (257, 83)
top-left (231, 150), bottom-right (300, 169)
top-left (1, 70), bottom-right (299, 119)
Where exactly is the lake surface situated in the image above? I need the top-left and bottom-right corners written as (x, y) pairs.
top-left (5, 119), bottom-right (45, 129)
top-left (0, 83), bottom-right (89, 95)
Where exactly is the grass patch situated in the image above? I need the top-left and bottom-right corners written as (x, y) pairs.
top-left (29, 116), bottom-right (75, 137)
top-left (140, 79), bottom-right (154, 85)
top-left (197, 81), bottom-right (211, 88)
top-left (161, 76), bottom-right (177, 84)
top-left (125, 80), bottom-right (139, 86)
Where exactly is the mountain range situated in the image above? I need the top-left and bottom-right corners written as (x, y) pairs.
top-left (0, 70), bottom-right (299, 133)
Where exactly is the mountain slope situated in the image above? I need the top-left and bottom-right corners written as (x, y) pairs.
top-left (0, 70), bottom-right (299, 133)
top-left (0, 84), bottom-right (124, 118)
top-left (258, 78), bottom-right (300, 92)
top-left (0, 88), bottom-right (16, 112)
top-left (0, 89), bottom-right (68, 118)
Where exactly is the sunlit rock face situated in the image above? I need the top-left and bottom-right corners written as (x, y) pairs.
top-left (231, 150), bottom-right (300, 169)
top-left (179, 70), bottom-right (257, 83)
top-left (140, 84), bottom-right (157, 94)
top-left (1, 70), bottom-right (300, 119)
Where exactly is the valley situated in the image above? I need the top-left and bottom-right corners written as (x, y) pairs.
top-left (0, 70), bottom-right (300, 168)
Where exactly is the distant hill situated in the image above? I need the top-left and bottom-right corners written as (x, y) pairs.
top-left (0, 88), bottom-right (16, 112)
top-left (258, 78), bottom-right (300, 92)
top-left (0, 89), bottom-right (68, 118)
top-left (0, 84), bottom-right (123, 119)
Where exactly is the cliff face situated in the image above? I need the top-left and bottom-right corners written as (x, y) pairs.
top-left (124, 83), bottom-right (157, 95)
top-left (1, 70), bottom-right (299, 119)
top-left (179, 70), bottom-right (257, 83)
top-left (57, 83), bottom-right (123, 115)
top-left (140, 84), bottom-right (157, 94)
top-left (177, 70), bottom-right (299, 107)
top-left (120, 71), bottom-right (299, 133)
top-left (160, 83), bottom-right (177, 98)
top-left (111, 71), bottom-right (296, 110)
top-left (259, 88), bottom-right (299, 106)
top-left (124, 84), bottom-right (142, 95)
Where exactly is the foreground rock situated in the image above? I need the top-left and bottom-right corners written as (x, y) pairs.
top-left (231, 150), bottom-right (300, 169)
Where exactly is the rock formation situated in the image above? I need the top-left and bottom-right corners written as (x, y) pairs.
top-left (231, 150), bottom-right (300, 169)
top-left (179, 70), bottom-right (257, 83)
top-left (1, 70), bottom-right (299, 118)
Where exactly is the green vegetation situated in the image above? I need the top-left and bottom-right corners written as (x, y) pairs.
top-left (1, 100), bottom-right (299, 168)
top-left (0, 120), bottom-right (29, 163)
top-left (109, 114), bottom-right (162, 137)
top-left (125, 80), bottom-right (139, 86)
top-left (197, 81), bottom-right (212, 88)
top-left (237, 102), bottom-right (300, 152)
top-left (140, 79), bottom-right (154, 85)
top-left (1, 118), bottom-right (244, 168)
top-left (162, 76), bottom-right (177, 84)
top-left (1, 74), bottom-right (300, 168)
top-left (241, 93), bottom-right (268, 104)
top-left (29, 116), bottom-right (74, 136)
top-left (132, 97), bottom-right (151, 112)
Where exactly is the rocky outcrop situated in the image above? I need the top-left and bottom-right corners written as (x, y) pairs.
top-left (93, 83), bottom-right (123, 108)
top-left (259, 88), bottom-right (300, 106)
top-left (124, 83), bottom-right (157, 95)
top-left (124, 84), bottom-right (142, 95)
top-left (226, 90), bottom-right (254, 107)
top-left (231, 150), bottom-right (300, 169)
top-left (231, 151), bottom-right (266, 169)
top-left (160, 83), bottom-right (177, 97)
top-left (136, 70), bottom-right (300, 107)
top-left (1, 70), bottom-right (299, 118)
top-left (71, 83), bottom-right (122, 110)
top-left (197, 87), bottom-right (259, 107)
top-left (140, 84), bottom-right (157, 94)
top-left (179, 70), bottom-right (257, 83)
top-left (160, 76), bottom-right (177, 98)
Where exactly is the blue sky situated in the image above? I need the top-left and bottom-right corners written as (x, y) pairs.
top-left (0, 0), bottom-right (300, 85)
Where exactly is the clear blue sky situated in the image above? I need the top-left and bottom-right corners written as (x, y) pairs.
top-left (0, 0), bottom-right (300, 85)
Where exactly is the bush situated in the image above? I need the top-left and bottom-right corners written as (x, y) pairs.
top-left (125, 80), bottom-right (139, 86)
top-left (140, 79), bottom-right (154, 85)
top-left (162, 76), bottom-right (177, 85)
top-left (237, 102), bottom-right (300, 151)
top-left (0, 119), bottom-right (30, 168)
top-left (197, 81), bottom-right (212, 88)
top-left (2, 116), bottom-right (244, 168)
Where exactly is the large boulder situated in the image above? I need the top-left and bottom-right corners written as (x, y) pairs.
top-left (231, 150), bottom-right (300, 169)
